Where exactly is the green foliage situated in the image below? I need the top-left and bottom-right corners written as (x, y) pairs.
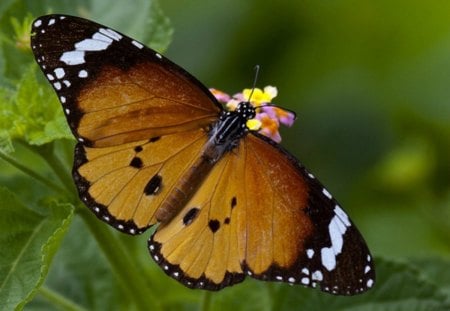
top-left (0, 65), bottom-right (72, 154)
top-left (0, 187), bottom-right (73, 311)
top-left (0, 0), bottom-right (448, 310)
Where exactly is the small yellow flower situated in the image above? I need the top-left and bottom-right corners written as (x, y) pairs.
top-left (246, 119), bottom-right (262, 131)
top-left (242, 86), bottom-right (278, 107)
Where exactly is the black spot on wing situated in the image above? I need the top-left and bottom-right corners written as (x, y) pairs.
top-left (208, 219), bottom-right (220, 233)
top-left (224, 217), bottom-right (230, 224)
top-left (149, 136), bottom-right (160, 143)
top-left (183, 207), bottom-right (200, 226)
top-left (144, 174), bottom-right (162, 195)
top-left (134, 145), bottom-right (143, 152)
top-left (129, 156), bottom-right (143, 168)
top-left (231, 197), bottom-right (237, 209)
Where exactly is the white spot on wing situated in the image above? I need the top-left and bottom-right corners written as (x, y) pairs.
top-left (48, 18), bottom-right (55, 26)
top-left (329, 218), bottom-right (344, 255)
top-left (63, 80), bottom-right (71, 87)
top-left (301, 277), bottom-right (310, 285)
top-left (311, 270), bottom-right (323, 281)
top-left (75, 38), bottom-right (111, 51)
top-left (99, 28), bottom-right (122, 41)
top-left (334, 205), bottom-right (351, 226)
top-left (78, 70), bottom-right (88, 78)
top-left (46, 74), bottom-right (55, 81)
top-left (321, 247), bottom-right (336, 271)
top-left (60, 96), bottom-right (66, 103)
top-left (60, 51), bottom-right (85, 65)
top-left (53, 82), bottom-right (61, 90)
top-left (92, 32), bottom-right (113, 43)
top-left (54, 68), bottom-right (65, 79)
top-left (132, 40), bottom-right (144, 49)
top-left (34, 20), bottom-right (42, 27)
top-left (307, 249), bottom-right (314, 258)
top-left (322, 188), bottom-right (332, 199)
top-left (65, 108), bottom-right (70, 115)
top-left (367, 279), bottom-right (374, 288)
top-left (155, 53), bottom-right (162, 59)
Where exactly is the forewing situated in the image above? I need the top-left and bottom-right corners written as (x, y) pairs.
top-left (31, 14), bottom-right (221, 147)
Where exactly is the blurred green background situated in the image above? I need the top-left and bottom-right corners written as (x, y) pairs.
top-left (0, 0), bottom-right (449, 310)
top-left (161, 0), bottom-right (450, 258)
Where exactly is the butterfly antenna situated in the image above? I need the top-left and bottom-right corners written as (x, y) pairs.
top-left (247, 65), bottom-right (260, 101)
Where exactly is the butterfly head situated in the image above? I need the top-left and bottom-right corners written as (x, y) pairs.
top-left (235, 101), bottom-right (256, 121)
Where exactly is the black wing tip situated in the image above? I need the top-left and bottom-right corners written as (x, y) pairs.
top-left (147, 239), bottom-right (245, 291)
top-left (72, 143), bottom-right (149, 235)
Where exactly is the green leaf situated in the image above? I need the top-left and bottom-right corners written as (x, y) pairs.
top-left (0, 65), bottom-right (72, 154)
top-left (89, 0), bottom-right (173, 52)
top-left (413, 258), bottom-right (450, 306)
top-left (0, 0), bottom-right (173, 55)
top-left (0, 187), bottom-right (74, 311)
top-left (0, 10), bottom-right (33, 85)
top-left (25, 217), bottom-right (126, 311)
top-left (143, 0), bottom-right (173, 52)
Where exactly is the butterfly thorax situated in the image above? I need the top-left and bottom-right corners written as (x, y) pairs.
top-left (210, 101), bottom-right (256, 154)
top-left (155, 102), bottom-right (255, 224)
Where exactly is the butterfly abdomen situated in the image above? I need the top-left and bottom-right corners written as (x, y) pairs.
top-left (155, 152), bottom-right (216, 224)
top-left (156, 105), bottom-right (252, 224)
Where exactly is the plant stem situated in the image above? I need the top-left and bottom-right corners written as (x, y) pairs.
top-left (0, 150), bottom-right (65, 194)
top-left (77, 207), bottom-right (162, 311)
top-left (38, 286), bottom-right (87, 311)
top-left (201, 291), bottom-right (212, 311)
top-left (26, 142), bottom-right (76, 195)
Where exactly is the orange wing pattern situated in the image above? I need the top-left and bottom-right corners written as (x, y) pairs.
top-left (76, 61), bottom-right (219, 147)
top-left (149, 133), bottom-right (375, 294)
top-left (74, 130), bottom-right (208, 233)
top-left (31, 14), bottom-right (220, 148)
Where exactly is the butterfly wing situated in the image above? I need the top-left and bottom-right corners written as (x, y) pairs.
top-left (149, 133), bottom-right (375, 294)
top-left (31, 15), bottom-right (221, 232)
top-left (31, 14), bottom-right (220, 148)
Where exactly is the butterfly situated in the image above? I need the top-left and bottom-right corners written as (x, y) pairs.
top-left (31, 14), bottom-right (375, 295)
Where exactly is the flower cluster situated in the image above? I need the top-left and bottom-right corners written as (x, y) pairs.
top-left (210, 86), bottom-right (296, 143)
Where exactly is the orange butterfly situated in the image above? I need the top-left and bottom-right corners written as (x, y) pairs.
top-left (31, 14), bottom-right (375, 295)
